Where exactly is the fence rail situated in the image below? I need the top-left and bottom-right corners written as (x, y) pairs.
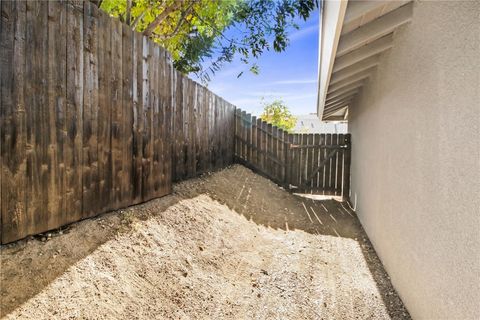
top-left (234, 110), bottom-right (351, 197)
top-left (0, 1), bottom-right (235, 244)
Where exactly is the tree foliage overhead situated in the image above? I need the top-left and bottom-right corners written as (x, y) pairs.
top-left (98, 0), bottom-right (318, 82)
top-left (260, 99), bottom-right (297, 132)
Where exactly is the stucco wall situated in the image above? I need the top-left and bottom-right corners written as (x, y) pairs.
top-left (348, 1), bottom-right (480, 319)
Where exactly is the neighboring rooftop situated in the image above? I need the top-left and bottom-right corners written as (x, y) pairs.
top-left (292, 114), bottom-right (348, 134)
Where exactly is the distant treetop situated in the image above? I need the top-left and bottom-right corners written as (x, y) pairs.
top-left (259, 99), bottom-right (297, 132)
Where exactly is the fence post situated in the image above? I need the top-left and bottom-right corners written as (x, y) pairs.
top-left (251, 116), bottom-right (257, 168)
top-left (234, 109), bottom-right (240, 161)
top-left (343, 134), bottom-right (351, 201)
top-left (284, 132), bottom-right (291, 189)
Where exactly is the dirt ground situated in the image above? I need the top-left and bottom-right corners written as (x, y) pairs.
top-left (0, 165), bottom-right (410, 319)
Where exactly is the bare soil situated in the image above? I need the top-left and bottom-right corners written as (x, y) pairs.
top-left (0, 165), bottom-right (410, 319)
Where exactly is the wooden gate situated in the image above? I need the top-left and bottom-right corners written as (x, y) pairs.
top-left (234, 110), bottom-right (351, 199)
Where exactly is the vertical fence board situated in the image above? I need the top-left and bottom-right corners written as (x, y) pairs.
top-left (131, 32), bottom-right (143, 200)
top-left (204, 90), bottom-right (210, 171)
top-left (13, 0), bottom-right (27, 238)
top-left (272, 126), bottom-right (278, 181)
top-left (313, 134), bottom-right (320, 192)
top-left (235, 109), bottom-right (241, 162)
top-left (297, 134), bottom-right (302, 187)
top-left (209, 95), bottom-right (221, 168)
top-left (325, 134), bottom-right (332, 194)
top-left (300, 134), bottom-right (307, 187)
top-left (0, 0), bottom-right (3, 243)
top-left (228, 104), bottom-right (235, 164)
top-left (330, 134), bottom-right (338, 195)
top-left (183, 78), bottom-right (190, 178)
top-left (256, 118), bottom-right (262, 171)
top-left (319, 134), bottom-right (326, 193)
top-left (294, 134), bottom-right (301, 187)
top-left (29, 1), bottom-right (49, 235)
top-left (289, 133), bottom-right (296, 187)
top-left (0, 0), bottom-right (4, 242)
top-left (189, 81), bottom-right (196, 177)
top-left (97, 10), bottom-right (112, 211)
top-left (259, 121), bottom-right (265, 172)
top-left (82, 2), bottom-right (99, 217)
top-left (51, 1), bottom-right (68, 227)
top-left (195, 86), bottom-right (203, 173)
top-left (195, 84), bottom-right (204, 173)
top-left (163, 51), bottom-right (173, 193)
top-left (343, 134), bottom-right (351, 200)
top-left (337, 134), bottom-right (345, 196)
top-left (151, 45), bottom-right (160, 196)
top-left (240, 111), bottom-right (246, 161)
top-left (246, 113), bottom-right (252, 164)
top-left (217, 97), bottom-right (224, 169)
top-left (197, 85), bottom-right (202, 171)
top-left (65, 0), bottom-right (84, 222)
top-left (267, 123), bottom-right (274, 178)
top-left (225, 102), bottom-right (231, 166)
top-left (173, 70), bottom-right (183, 181)
top-left (278, 129), bottom-right (283, 182)
top-left (121, 23), bottom-right (134, 204)
top-left (141, 37), bottom-right (151, 200)
top-left (251, 116), bottom-right (257, 169)
top-left (307, 134), bottom-right (314, 192)
top-left (1, 1), bottom-right (28, 242)
top-left (160, 48), bottom-right (170, 195)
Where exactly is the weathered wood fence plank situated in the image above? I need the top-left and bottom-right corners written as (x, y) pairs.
top-left (0, 1), bottom-right (236, 244)
top-left (1, 1), bottom-right (28, 243)
top-left (65, 0), bottom-right (84, 222)
top-left (83, 1), bottom-right (99, 217)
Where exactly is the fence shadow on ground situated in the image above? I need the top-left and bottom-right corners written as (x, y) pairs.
top-left (0, 195), bottom-right (185, 318)
top-left (0, 164), bottom-right (409, 319)
top-left (174, 164), bottom-right (410, 319)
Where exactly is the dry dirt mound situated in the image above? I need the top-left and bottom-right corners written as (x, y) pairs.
top-left (1, 165), bottom-right (410, 319)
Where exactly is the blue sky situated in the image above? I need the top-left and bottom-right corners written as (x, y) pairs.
top-left (192, 9), bottom-right (320, 116)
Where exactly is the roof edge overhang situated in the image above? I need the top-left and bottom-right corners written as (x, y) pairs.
top-left (316, 0), bottom-right (413, 121)
top-left (316, 0), bottom-right (348, 121)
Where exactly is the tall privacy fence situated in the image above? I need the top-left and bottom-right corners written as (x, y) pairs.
top-left (234, 110), bottom-right (351, 197)
top-left (0, 1), bottom-right (235, 243)
top-left (0, 0), bottom-right (351, 244)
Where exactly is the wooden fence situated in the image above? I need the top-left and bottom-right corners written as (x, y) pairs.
top-left (0, 1), bottom-right (235, 244)
top-left (234, 110), bottom-right (351, 197)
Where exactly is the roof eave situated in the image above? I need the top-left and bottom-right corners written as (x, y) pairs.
top-left (317, 0), bottom-right (348, 121)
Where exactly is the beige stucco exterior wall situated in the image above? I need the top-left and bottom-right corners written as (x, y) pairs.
top-left (348, 1), bottom-right (480, 319)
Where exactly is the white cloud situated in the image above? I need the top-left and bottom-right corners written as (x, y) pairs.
top-left (269, 79), bottom-right (317, 85)
top-left (289, 24), bottom-right (318, 42)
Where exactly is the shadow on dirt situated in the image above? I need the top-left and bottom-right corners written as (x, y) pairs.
top-left (0, 164), bottom-right (410, 319)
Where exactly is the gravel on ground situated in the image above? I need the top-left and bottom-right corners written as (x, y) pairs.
top-left (0, 165), bottom-right (410, 319)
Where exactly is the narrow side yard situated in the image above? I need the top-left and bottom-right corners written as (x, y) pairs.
top-left (0, 165), bottom-right (409, 319)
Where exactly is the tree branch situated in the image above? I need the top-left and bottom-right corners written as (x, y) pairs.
top-left (125, 0), bottom-right (132, 25)
top-left (157, 2), bottom-right (195, 39)
top-left (143, 1), bottom-right (183, 36)
top-left (90, 0), bottom-right (103, 7)
top-left (131, 6), bottom-right (150, 30)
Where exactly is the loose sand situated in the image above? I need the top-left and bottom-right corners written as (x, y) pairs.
top-left (0, 165), bottom-right (410, 319)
